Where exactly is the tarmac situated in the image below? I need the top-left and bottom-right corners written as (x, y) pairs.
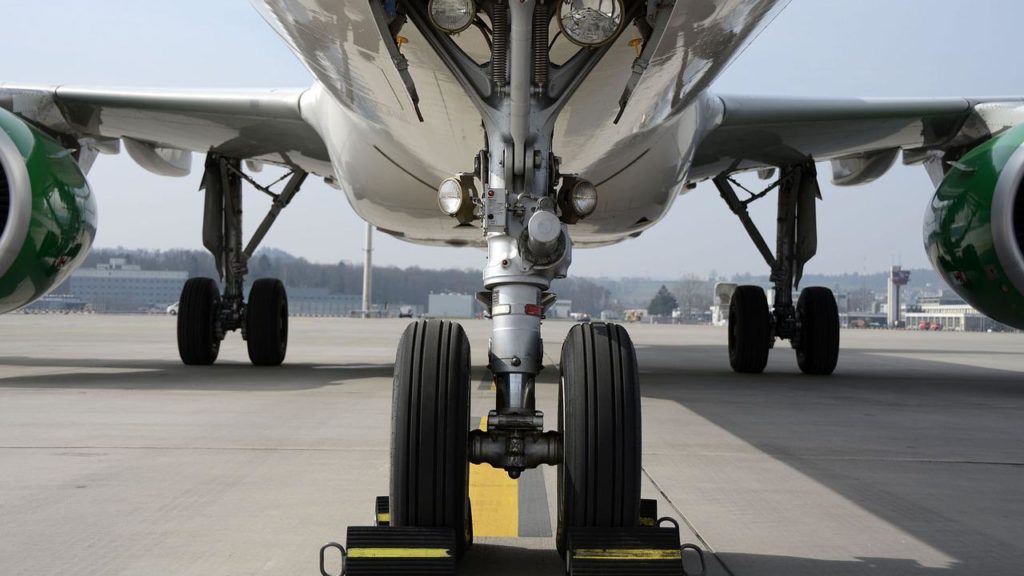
top-left (1, 314), bottom-right (1022, 575)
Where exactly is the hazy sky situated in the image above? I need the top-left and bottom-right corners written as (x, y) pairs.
top-left (2, 1), bottom-right (1022, 278)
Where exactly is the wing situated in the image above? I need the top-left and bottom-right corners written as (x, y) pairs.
top-left (690, 94), bottom-right (1024, 186)
top-left (0, 84), bottom-right (333, 177)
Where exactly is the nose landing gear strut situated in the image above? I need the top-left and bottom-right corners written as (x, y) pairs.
top-left (323, 1), bottom-right (705, 574)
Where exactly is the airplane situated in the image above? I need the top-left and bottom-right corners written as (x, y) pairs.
top-left (1, 0), bottom-right (1023, 563)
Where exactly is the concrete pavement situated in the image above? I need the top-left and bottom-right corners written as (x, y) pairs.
top-left (0, 315), bottom-right (1022, 575)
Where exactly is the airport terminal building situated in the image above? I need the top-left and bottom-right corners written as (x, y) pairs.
top-left (906, 296), bottom-right (1011, 332)
top-left (428, 293), bottom-right (477, 318)
top-left (287, 288), bottom-right (362, 317)
top-left (39, 259), bottom-right (368, 316)
top-left (69, 259), bottom-right (187, 313)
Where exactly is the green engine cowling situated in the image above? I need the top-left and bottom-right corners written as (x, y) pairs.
top-left (925, 124), bottom-right (1024, 329)
top-left (0, 108), bottom-right (96, 313)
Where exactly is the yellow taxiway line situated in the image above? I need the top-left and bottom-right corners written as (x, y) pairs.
top-left (468, 414), bottom-right (519, 537)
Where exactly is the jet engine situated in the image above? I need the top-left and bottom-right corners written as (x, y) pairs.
top-left (0, 108), bottom-right (96, 313)
top-left (925, 124), bottom-right (1024, 329)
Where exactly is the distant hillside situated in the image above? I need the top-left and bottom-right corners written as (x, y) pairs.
top-left (591, 269), bottom-right (948, 311)
top-left (728, 269), bottom-right (945, 294)
top-left (78, 247), bottom-right (950, 314)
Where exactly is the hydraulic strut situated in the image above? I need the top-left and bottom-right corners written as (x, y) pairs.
top-left (200, 153), bottom-right (307, 336)
top-left (714, 161), bottom-right (821, 343)
top-left (401, 0), bottom-right (626, 478)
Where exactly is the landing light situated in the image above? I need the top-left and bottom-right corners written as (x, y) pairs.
top-left (570, 180), bottom-right (598, 217)
top-left (558, 178), bottom-right (598, 224)
top-left (429, 0), bottom-right (477, 34)
top-left (558, 0), bottom-right (624, 47)
top-left (438, 177), bottom-right (477, 225)
top-left (438, 178), bottom-right (467, 215)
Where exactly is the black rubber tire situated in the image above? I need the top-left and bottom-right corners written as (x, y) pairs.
top-left (796, 287), bottom-right (840, 375)
top-left (390, 320), bottom-right (472, 553)
top-left (728, 285), bottom-right (771, 374)
top-left (557, 322), bottom-right (642, 556)
top-left (177, 277), bottom-right (221, 366)
top-left (246, 278), bottom-right (288, 366)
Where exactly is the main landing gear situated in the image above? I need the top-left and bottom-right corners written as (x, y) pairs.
top-left (176, 154), bottom-right (307, 367)
top-left (714, 163), bottom-right (840, 375)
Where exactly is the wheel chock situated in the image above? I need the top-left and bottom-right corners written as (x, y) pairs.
top-left (375, 496), bottom-right (390, 527)
top-left (346, 526), bottom-right (456, 575)
top-left (322, 497), bottom-right (703, 576)
top-left (639, 499), bottom-right (658, 527)
top-left (320, 526), bottom-right (457, 576)
top-left (567, 520), bottom-right (703, 576)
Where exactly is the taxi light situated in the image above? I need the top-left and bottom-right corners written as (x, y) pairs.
top-left (438, 178), bottom-right (466, 216)
top-left (557, 177), bottom-right (598, 224)
top-left (570, 180), bottom-right (598, 218)
top-left (558, 0), bottom-right (625, 47)
top-left (429, 0), bottom-right (477, 34)
top-left (437, 176), bottom-right (477, 225)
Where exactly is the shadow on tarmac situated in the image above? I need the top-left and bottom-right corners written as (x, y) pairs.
top-left (458, 547), bottom-right (972, 576)
top-left (459, 544), bottom-right (563, 575)
top-left (715, 554), bottom-right (965, 575)
top-left (0, 359), bottom-right (511, 393)
top-left (2, 338), bottom-right (1022, 574)
top-left (639, 343), bottom-right (1024, 576)
top-left (0, 357), bottom-right (396, 390)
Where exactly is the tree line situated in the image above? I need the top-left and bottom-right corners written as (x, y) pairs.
top-left (81, 248), bottom-right (612, 314)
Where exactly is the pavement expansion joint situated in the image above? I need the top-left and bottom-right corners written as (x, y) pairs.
top-left (641, 466), bottom-right (735, 576)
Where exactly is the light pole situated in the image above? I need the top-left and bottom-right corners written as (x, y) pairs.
top-left (362, 222), bottom-right (373, 318)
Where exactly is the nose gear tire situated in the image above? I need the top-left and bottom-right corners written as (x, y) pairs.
top-left (557, 322), bottom-right (642, 556)
top-left (389, 319), bottom-right (473, 555)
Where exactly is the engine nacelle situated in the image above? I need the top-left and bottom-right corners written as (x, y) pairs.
top-left (0, 108), bottom-right (96, 313)
top-left (925, 124), bottom-right (1024, 329)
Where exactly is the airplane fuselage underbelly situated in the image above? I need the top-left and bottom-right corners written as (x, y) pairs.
top-left (256, 0), bottom-right (784, 246)
top-left (302, 83), bottom-right (711, 247)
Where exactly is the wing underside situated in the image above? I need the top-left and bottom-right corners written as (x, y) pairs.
top-left (691, 94), bottom-right (1024, 185)
top-left (0, 84), bottom-right (333, 178)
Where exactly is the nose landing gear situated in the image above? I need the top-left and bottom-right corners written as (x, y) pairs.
top-left (325, 0), bottom-right (702, 573)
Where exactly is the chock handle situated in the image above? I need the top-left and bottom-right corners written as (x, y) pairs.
top-left (319, 542), bottom-right (347, 576)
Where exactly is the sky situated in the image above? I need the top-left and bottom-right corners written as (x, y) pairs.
top-left (2, 1), bottom-right (1023, 279)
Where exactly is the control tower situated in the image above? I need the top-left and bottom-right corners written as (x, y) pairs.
top-left (888, 266), bottom-right (912, 328)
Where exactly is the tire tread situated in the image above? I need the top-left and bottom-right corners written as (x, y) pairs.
top-left (176, 277), bottom-right (220, 366)
top-left (728, 285), bottom-right (770, 374)
top-left (797, 287), bottom-right (840, 375)
top-left (246, 278), bottom-right (288, 366)
top-left (390, 319), bottom-right (471, 553)
top-left (558, 322), bottom-right (641, 554)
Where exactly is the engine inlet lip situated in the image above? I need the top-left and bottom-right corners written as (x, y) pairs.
top-left (0, 126), bottom-right (31, 279)
top-left (991, 143), bottom-right (1024, 296)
